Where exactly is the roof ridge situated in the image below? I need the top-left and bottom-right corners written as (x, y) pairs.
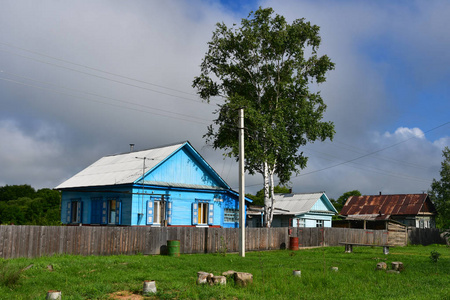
top-left (275, 191), bottom-right (325, 195)
top-left (359, 193), bottom-right (428, 197)
top-left (104, 141), bottom-right (188, 157)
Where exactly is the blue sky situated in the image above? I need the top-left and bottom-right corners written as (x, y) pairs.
top-left (0, 0), bottom-right (449, 199)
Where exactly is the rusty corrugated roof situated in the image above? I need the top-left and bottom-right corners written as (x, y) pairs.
top-left (340, 194), bottom-right (436, 217)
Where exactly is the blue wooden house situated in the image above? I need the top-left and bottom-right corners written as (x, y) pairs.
top-left (267, 192), bottom-right (337, 228)
top-left (55, 141), bottom-right (249, 228)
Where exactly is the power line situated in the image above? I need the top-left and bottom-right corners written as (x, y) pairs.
top-left (0, 70), bottom-right (212, 124)
top-left (321, 140), bottom-right (430, 170)
top-left (0, 45), bottom-right (210, 105)
top-left (293, 121), bottom-right (450, 178)
top-left (0, 41), bottom-right (199, 97)
top-left (1, 42), bottom-right (447, 190)
top-left (304, 148), bottom-right (432, 184)
top-left (236, 120), bottom-right (449, 190)
top-left (0, 76), bottom-right (211, 126)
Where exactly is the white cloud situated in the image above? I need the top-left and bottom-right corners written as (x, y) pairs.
top-left (382, 127), bottom-right (425, 140)
top-left (292, 125), bottom-right (447, 198)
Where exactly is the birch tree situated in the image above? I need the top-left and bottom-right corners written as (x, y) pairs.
top-left (193, 7), bottom-right (335, 227)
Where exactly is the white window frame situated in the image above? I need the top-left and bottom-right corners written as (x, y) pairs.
top-left (316, 219), bottom-right (324, 228)
top-left (192, 200), bottom-right (214, 226)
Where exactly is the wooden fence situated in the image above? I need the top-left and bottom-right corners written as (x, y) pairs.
top-left (407, 227), bottom-right (446, 245)
top-left (0, 225), bottom-right (444, 259)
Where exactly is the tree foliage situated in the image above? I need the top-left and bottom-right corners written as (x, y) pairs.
top-left (331, 190), bottom-right (361, 213)
top-left (193, 7), bottom-right (335, 226)
top-left (246, 185), bottom-right (291, 206)
top-left (0, 185), bottom-right (61, 225)
top-left (429, 147), bottom-right (450, 229)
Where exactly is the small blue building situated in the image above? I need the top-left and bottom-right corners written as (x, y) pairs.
top-left (268, 192), bottom-right (337, 228)
top-left (55, 141), bottom-right (249, 228)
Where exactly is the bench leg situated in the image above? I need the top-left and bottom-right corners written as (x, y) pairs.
top-left (383, 246), bottom-right (389, 255)
top-left (345, 244), bottom-right (353, 253)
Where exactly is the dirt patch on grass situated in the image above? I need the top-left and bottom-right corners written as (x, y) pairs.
top-left (108, 291), bottom-right (144, 300)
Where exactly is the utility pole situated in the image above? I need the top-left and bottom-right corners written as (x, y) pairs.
top-left (239, 108), bottom-right (245, 257)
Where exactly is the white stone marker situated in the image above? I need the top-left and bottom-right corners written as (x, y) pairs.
top-left (143, 280), bottom-right (157, 295)
top-left (46, 290), bottom-right (61, 300)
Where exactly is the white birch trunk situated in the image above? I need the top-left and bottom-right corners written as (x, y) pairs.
top-left (268, 171), bottom-right (275, 227)
top-left (263, 161), bottom-right (270, 227)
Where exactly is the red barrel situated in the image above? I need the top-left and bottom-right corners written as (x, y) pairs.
top-left (290, 237), bottom-right (299, 250)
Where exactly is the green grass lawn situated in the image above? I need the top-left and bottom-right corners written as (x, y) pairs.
top-left (0, 245), bottom-right (449, 299)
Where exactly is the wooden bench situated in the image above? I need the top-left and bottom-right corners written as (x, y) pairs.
top-left (339, 242), bottom-right (392, 255)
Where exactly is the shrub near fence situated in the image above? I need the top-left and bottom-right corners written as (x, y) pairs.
top-left (0, 225), bottom-right (444, 259)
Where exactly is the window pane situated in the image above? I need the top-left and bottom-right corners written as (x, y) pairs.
top-left (198, 202), bottom-right (208, 224)
top-left (71, 201), bottom-right (78, 223)
top-left (154, 201), bottom-right (161, 224)
top-left (109, 200), bottom-right (116, 224)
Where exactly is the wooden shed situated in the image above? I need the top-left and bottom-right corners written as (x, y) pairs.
top-left (340, 193), bottom-right (437, 228)
top-left (333, 218), bottom-right (407, 246)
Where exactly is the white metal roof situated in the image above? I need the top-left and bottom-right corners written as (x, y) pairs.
top-left (272, 192), bottom-right (332, 215)
top-left (55, 142), bottom-right (185, 189)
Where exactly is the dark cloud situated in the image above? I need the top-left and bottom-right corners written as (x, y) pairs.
top-left (0, 1), bottom-right (449, 200)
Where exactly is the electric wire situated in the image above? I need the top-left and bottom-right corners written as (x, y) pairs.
top-left (0, 41), bottom-right (199, 97)
top-left (236, 121), bottom-right (450, 190)
top-left (0, 46), bottom-right (209, 105)
top-left (0, 43), bottom-right (447, 192)
top-left (304, 148), bottom-right (432, 184)
top-left (293, 121), bottom-right (450, 178)
top-left (319, 140), bottom-right (430, 170)
top-left (0, 70), bottom-right (212, 124)
top-left (0, 76), bottom-right (211, 126)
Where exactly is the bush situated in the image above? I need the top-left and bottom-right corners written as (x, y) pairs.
top-left (0, 261), bottom-right (22, 288)
top-left (429, 250), bottom-right (441, 263)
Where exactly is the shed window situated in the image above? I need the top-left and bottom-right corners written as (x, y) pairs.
top-left (316, 220), bottom-right (324, 227)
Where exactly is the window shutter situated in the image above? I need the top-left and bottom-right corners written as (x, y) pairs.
top-left (208, 203), bottom-right (214, 225)
top-left (192, 202), bottom-right (198, 225)
top-left (101, 200), bottom-right (108, 225)
top-left (167, 201), bottom-right (172, 225)
top-left (146, 200), bottom-right (153, 225)
top-left (115, 201), bottom-right (122, 225)
top-left (77, 200), bottom-right (83, 223)
top-left (66, 202), bottom-right (71, 223)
